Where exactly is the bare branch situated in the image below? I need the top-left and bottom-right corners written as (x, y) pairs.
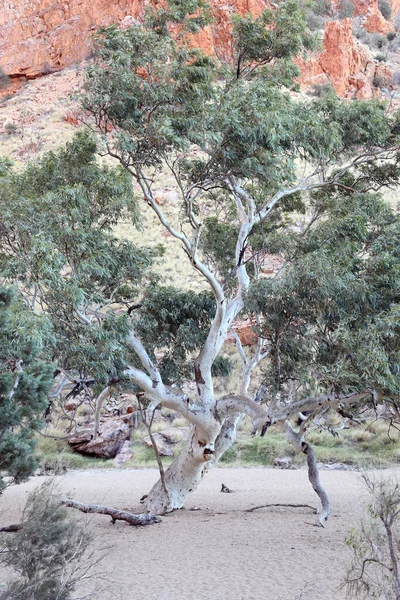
top-left (62, 499), bottom-right (161, 526)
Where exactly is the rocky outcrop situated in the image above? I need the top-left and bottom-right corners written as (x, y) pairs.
top-left (68, 414), bottom-right (133, 458)
top-left (299, 19), bottom-right (376, 98)
top-left (0, 0), bottom-right (270, 83)
top-left (0, 1), bottom-right (394, 103)
top-left (353, 0), bottom-right (394, 33)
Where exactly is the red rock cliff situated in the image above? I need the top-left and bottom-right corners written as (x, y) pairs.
top-left (0, 0), bottom-right (269, 81)
top-left (0, 0), bottom-right (391, 98)
top-left (299, 18), bottom-right (376, 98)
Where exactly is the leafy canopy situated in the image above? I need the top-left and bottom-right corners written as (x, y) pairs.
top-left (81, 0), bottom-right (399, 404)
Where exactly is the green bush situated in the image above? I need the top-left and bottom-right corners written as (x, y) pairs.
top-left (308, 82), bottom-right (334, 97)
top-left (378, 0), bottom-right (392, 20)
top-left (338, 0), bottom-right (354, 19)
top-left (344, 475), bottom-right (400, 599)
top-left (0, 68), bottom-right (9, 91)
top-left (0, 481), bottom-right (99, 599)
top-left (373, 73), bottom-right (385, 88)
top-left (305, 10), bottom-right (326, 30)
top-left (354, 27), bottom-right (387, 49)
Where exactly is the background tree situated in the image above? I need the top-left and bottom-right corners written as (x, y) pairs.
top-left (1, 0), bottom-right (399, 521)
top-left (0, 286), bottom-right (52, 492)
top-left (0, 133), bottom-right (159, 428)
top-left (80, 0), bottom-right (400, 519)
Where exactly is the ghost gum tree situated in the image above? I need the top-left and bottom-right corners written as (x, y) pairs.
top-left (2, 0), bottom-right (399, 523)
top-left (80, 0), bottom-right (400, 519)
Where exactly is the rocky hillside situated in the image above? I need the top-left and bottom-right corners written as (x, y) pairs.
top-left (0, 0), bottom-right (399, 99)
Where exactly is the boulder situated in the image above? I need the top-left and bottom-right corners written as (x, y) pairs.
top-left (68, 414), bottom-right (133, 459)
top-left (158, 427), bottom-right (189, 444)
top-left (299, 19), bottom-right (372, 98)
top-left (142, 433), bottom-right (174, 457)
top-left (353, 0), bottom-right (394, 33)
top-left (226, 318), bottom-right (259, 346)
top-left (273, 457), bottom-right (294, 469)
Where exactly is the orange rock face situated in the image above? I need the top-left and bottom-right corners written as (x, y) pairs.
top-left (0, 0), bottom-right (150, 81)
top-left (0, 0), bottom-right (391, 99)
top-left (0, 0), bottom-right (270, 82)
top-left (299, 19), bottom-right (375, 99)
top-left (353, 0), bottom-right (394, 33)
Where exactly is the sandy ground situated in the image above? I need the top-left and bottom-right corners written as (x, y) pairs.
top-left (1, 467), bottom-right (399, 600)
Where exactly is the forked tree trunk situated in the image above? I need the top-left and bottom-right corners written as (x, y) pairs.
top-left (144, 422), bottom-right (224, 514)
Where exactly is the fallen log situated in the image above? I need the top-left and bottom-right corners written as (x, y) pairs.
top-left (62, 498), bottom-right (162, 526)
top-left (246, 503), bottom-right (317, 513)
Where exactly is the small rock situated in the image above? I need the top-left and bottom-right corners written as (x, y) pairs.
top-left (323, 462), bottom-right (353, 471)
top-left (221, 483), bottom-right (233, 493)
top-left (68, 415), bottom-right (133, 459)
top-left (273, 457), bottom-right (293, 469)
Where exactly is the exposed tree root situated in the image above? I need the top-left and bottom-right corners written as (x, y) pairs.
top-left (62, 499), bottom-right (162, 526)
top-left (246, 503), bottom-right (317, 513)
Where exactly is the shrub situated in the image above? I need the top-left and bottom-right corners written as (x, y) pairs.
top-left (373, 73), bottom-right (386, 88)
top-left (313, 0), bottom-right (332, 16)
top-left (387, 31), bottom-right (396, 41)
top-left (0, 68), bottom-right (9, 91)
top-left (375, 52), bottom-right (387, 62)
top-left (0, 481), bottom-right (102, 599)
top-left (4, 120), bottom-right (17, 135)
top-left (389, 34), bottom-right (400, 51)
top-left (305, 9), bottom-right (326, 31)
top-left (344, 475), bottom-right (400, 599)
top-left (378, 0), bottom-right (392, 20)
top-left (353, 27), bottom-right (387, 49)
top-left (393, 71), bottom-right (400, 86)
top-left (338, 0), bottom-right (354, 19)
top-left (308, 82), bottom-right (335, 97)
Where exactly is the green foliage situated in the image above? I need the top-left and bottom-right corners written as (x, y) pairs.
top-left (80, 0), bottom-right (399, 408)
top-left (354, 27), bottom-right (387, 49)
top-left (337, 0), bottom-right (354, 18)
top-left (0, 288), bottom-right (53, 492)
top-left (344, 475), bottom-right (400, 599)
top-left (82, 0), bottom-right (317, 190)
top-left (0, 68), bottom-right (9, 91)
top-left (246, 185), bottom-right (400, 401)
top-left (0, 132), bottom-right (156, 388)
top-left (0, 481), bottom-right (93, 599)
top-left (134, 285), bottom-right (230, 382)
top-left (378, 0), bottom-right (392, 20)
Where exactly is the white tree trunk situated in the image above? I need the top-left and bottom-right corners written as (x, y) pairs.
top-left (143, 424), bottom-right (220, 514)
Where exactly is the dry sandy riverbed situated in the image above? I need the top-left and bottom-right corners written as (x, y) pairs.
top-left (1, 467), bottom-right (399, 600)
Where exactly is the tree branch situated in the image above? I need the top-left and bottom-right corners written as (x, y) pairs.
top-left (62, 499), bottom-right (161, 526)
